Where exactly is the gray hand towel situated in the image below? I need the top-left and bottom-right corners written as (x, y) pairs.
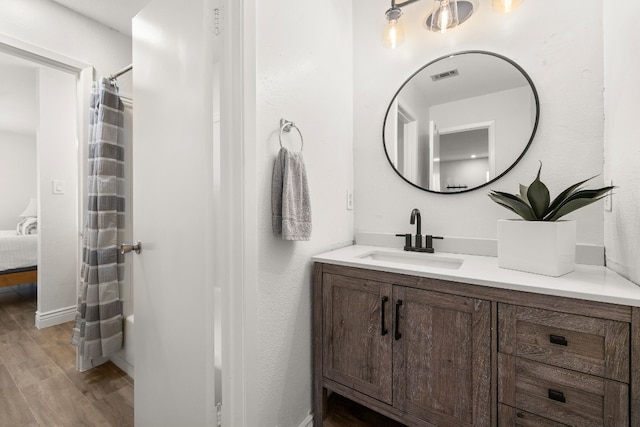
top-left (272, 147), bottom-right (312, 240)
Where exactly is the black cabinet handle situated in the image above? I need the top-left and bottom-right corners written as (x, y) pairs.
top-left (381, 296), bottom-right (389, 336)
top-left (395, 300), bottom-right (403, 340)
top-left (548, 389), bottom-right (566, 403)
top-left (550, 334), bottom-right (568, 346)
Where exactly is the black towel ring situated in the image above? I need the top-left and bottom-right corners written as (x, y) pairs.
top-left (279, 118), bottom-right (304, 152)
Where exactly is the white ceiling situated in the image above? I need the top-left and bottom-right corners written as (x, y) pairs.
top-left (408, 52), bottom-right (531, 107)
top-left (51, 0), bottom-right (149, 36)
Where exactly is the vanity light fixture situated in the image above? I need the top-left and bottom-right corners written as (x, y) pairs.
top-left (491, 0), bottom-right (523, 13)
top-left (384, 0), bottom-right (503, 48)
top-left (383, 0), bottom-right (421, 48)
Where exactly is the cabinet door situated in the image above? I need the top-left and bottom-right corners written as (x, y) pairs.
top-left (393, 287), bottom-right (491, 427)
top-left (323, 273), bottom-right (393, 404)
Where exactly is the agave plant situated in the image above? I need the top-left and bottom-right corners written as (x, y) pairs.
top-left (489, 162), bottom-right (615, 222)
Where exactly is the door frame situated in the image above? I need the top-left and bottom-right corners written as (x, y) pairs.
top-left (0, 33), bottom-right (92, 338)
top-left (397, 104), bottom-right (418, 182)
top-left (438, 120), bottom-right (496, 181)
top-left (219, 0), bottom-right (257, 425)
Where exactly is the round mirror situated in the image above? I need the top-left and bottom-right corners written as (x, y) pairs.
top-left (383, 51), bottom-right (539, 194)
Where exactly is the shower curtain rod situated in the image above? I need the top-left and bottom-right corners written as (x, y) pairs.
top-left (108, 64), bottom-right (133, 80)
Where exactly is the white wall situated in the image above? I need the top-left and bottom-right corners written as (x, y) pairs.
top-left (0, 63), bottom-right (37, 229)
top-left (354, 0), bottom-right (605, 247)
top-left (36, 67), bottom-right (78, 315)
top-left (250, 1), bottom-right (354, 425)
top-left (441, 157), bottom-right (489, 191)
top-left (603, 0), bottom-right (640, 285)
top-left (0, 131), bottom-right (37, 229)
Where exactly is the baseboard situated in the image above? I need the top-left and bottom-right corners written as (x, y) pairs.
top-left (356, 232), bottom-right (605, 266)
top-left (35, 305), bottom-right (76, 329)
top-left (298, 414), bottom-right (313, 427)
top-left (110, 353), bottom-right (135, 378)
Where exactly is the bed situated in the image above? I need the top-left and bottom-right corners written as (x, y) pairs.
top-left (0, 230), bottom-right (37, 288)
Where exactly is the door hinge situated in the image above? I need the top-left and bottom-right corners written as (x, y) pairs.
top-left (216, 402), bottom-right (222, 427)
top-left (214, 8), bottom-right (221, 36)
top-left (206, 3), bottom-right (221, 36)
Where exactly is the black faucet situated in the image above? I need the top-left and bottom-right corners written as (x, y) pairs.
top-left (396, 208), bottom-right (444, 253)
top-left (410, 208), bottom-right (422, 249)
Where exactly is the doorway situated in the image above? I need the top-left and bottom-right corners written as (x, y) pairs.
top-left (0, 43), bottom-right (89, 330)
top-left (435, 121), bottom-right (496, 192)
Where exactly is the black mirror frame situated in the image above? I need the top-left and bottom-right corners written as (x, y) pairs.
top-left (382, 50), bottom-right (540, 195)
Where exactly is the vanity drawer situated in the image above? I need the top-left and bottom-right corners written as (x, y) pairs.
top-left (498, 354), bottom-right (629, 426)
top-left (498, 303), bottom-right (630, 382)
top-left (498, 404), bottom-right (569, 426)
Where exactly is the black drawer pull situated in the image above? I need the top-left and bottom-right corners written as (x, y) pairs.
top-left (550, 334), bottom-right (568, 346)
top-left (381, 296), bottom-right (389, 336)
top-left (548, 389), bottom-right (566, 403)
top-left (395, 300), bottom-right (403, 340)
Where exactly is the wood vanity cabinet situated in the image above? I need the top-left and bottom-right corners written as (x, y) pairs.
top-left (313, 263), bottom-right (640, 427)
top-left (315, 264), bottom-right (491, 427)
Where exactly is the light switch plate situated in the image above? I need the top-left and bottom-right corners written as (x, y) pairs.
top-left (52, 179), bottom-right (65, 195)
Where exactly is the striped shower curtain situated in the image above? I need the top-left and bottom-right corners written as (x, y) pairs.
top-left (71, 77), bottom-right (125, 359)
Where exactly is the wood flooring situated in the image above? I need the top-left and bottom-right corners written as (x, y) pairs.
top-left (0, 284), bottom-right (133, 426)
top-left (322, 393), bottom-right (407, 427)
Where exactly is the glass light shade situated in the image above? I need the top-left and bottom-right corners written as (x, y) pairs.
top-left (19, 197), bottom-right (37, 218)
top-left (429, 0), bottom-right (459, 34)
top-left (383, 7), bottom-right (405, 49)
top-left (492, 0), bottom-right (523, 13)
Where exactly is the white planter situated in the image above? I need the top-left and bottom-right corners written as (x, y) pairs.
top-left (497, 219), bottom-right (576, 277)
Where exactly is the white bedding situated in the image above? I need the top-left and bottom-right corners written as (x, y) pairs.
top-left (0, 230), bottom-right (37, 272)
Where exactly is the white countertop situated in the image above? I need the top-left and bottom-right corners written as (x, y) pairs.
top-left (312, 245), bottom-right (640, 307)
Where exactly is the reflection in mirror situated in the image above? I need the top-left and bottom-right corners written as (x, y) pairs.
top-left (383, 51), bottom-right (539, 193)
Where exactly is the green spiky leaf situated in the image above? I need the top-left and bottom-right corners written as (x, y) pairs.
top-left (547, 174), bottom-right (598, 214)
top-left (488, 162), bottom-right (616, 222)
top-left (489, 191), bottom-right (536, 220)
top-left (545, 187), bottom-right (615, 221)
top-left (527, 162), bottom-right (550, 219)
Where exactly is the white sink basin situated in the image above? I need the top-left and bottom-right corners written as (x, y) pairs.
top-left (357, 250), bottom-right (464, 270)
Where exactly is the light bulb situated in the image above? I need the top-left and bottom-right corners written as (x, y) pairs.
top-left (492, 0), bottom-right (523, 13)
top-left (438, 1), bottom-right (453, 33)
top-left (428, 0), bottom-right (459, 34)
top-left (383, 7), bottom-right (405, 49)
